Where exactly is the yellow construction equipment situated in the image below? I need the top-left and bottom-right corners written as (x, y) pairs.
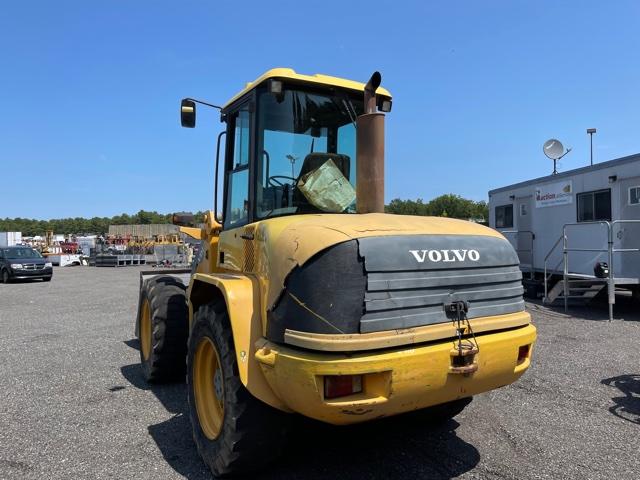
top-left (135, 68), bottom-right (536, 477)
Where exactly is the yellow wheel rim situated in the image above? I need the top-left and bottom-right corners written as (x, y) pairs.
top-left (140, 298), bottom-right (151, 361)
top-left (193, 337), bottom-right (225, 440)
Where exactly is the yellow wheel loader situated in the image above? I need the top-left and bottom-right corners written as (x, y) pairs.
top-left (135, 68), bottom-right (536, 477)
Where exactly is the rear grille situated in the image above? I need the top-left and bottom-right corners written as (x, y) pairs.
top-left (360, 265), bottom-right (524, 333)
top-left (357, 234), bottom-right (526, 334)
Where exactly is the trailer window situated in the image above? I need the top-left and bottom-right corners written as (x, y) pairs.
top-left (630, 186), bottom-right (640, 205)
top-left (577, 189), bottom-right (611, 222)
top-left (495, 204), bottom-right (513, 228)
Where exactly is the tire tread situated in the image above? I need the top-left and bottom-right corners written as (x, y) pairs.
top-left (188, 300), bottom-right (290, 477)
top-left (139, 276), bottom-right (189, 383)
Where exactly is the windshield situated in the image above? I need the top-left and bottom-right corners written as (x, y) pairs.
top-left (256, 88), bottom-right (363, 219)
top-left (2, 248), bottom-right (42, 259)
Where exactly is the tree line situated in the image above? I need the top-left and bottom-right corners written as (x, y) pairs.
top-left (386, 194), bottom-right (488, 221)
top-left (0, 210), bottom-right (207, 236)
top-left (1, 195), bottom-right (487, 236)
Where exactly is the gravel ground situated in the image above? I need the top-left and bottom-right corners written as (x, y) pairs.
top-left (0, 266), bottom-right (638, 479)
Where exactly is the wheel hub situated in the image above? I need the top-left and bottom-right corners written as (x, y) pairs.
top-left (140, 298), bottom-right (152, 361)
top-left (193, 336), bottom-right (225, 440)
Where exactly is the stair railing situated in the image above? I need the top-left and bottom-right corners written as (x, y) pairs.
top-left (609, 220), bottom-right (640, 320)
top-left (561, 222), bottom-right (612, 319)
top-left (543, 220), bottom-right (639, 321)
top-left (543, 234), bottom-right (564, 302)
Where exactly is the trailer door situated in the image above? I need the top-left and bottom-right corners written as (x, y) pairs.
top-left (516, 196), bottom-right (534, 269)
top-left (617, 177), bottom-right (640, 279)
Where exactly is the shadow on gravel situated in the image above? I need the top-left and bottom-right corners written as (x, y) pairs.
top-left (601, 374), bottom-right (640, 425)
top-left (121, 362), bottom-right (211, 479)
top-left (3, 278), bottom-right (47, 284)
top-left (121, 354), bottom-right (480, 480)
top-left (258, 414), bottom-right (480, 480)
top-left (123, 338), bottom-right (140, 350)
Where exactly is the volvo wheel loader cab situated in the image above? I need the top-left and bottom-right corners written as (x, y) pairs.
top-left (135, 68), bottom-right (536, 477)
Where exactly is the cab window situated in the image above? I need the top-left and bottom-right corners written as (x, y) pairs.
top-left (255, 88), bottom-right (362, 219)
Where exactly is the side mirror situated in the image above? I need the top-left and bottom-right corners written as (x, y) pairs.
top-left (172, 212), bottom-right (195, 226)
top-left (181, 99), bottom-right (196, 128)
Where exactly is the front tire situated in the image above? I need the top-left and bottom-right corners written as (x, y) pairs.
top-left (187, 300), bottom-right (290, 477)
top-left (1, 269), bottom-right (9, 284)
top-left (138, 276), bottom-right (189, 382)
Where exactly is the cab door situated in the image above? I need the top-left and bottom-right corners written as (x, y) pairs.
top-left (218, 103), bottom-right (254, 272)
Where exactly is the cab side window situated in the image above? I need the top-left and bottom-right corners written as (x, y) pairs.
top-left (224, 108), bottom-right (251, 228)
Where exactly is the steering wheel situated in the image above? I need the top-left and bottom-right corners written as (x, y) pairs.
top-left (268, 175), bottom-right (297, 187)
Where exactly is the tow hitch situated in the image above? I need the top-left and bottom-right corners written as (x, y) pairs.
top-left (446, 301), bottom-right (479, 375)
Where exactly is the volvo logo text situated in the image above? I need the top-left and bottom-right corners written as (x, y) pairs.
top-left (409, 249), bottom-right (480, 263)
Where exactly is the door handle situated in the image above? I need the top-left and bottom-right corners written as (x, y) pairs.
top-left (240, 233), bottom-right (254, 240)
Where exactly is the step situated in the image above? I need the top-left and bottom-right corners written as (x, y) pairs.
top-left (544, 280), bottom-right (606, 303)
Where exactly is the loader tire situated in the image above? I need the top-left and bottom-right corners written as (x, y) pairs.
top-left (187, 300), bottom-right (290, 477)
top-left (138, 276), bottom-right (188, 383)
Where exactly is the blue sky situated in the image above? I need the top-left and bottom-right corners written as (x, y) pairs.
top-left (2, 1), bottom-right (639, 219)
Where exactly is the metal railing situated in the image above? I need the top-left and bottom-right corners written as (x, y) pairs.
top-left (543, 219), bottom-right (640, 321)
top-left (562, 222), bottom-right (613, 320)
top-left (543, 234), bottom-right (564, 301)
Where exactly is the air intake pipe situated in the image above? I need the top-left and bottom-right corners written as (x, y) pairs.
top-left (356, 71), bottom-right (385, 214)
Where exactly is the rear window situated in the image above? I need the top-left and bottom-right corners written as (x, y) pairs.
top-left (2, 248), bottom-right (42, 259)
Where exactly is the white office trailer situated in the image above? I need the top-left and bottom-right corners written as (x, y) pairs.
top-left (0, 232), bottom-right (23, 247)
top-left (489, 153), bottom-right (640, 319)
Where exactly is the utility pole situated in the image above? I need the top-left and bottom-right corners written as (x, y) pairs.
top-left (587, 128), bottom-right (596, 166)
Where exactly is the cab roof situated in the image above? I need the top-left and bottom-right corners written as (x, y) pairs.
top-left (223, 67), bottom-right (393, 109)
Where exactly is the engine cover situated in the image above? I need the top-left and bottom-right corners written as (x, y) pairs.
top-left (267, 234), bottom-right (524, 342)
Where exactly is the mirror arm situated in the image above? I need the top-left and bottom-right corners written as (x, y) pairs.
top-left (184, 97), bottom-right (224, 111)
top-left (214, 131), bottom-right (227, 223)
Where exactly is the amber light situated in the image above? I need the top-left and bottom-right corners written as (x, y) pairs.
top-left (517, 345), bottom-right (531, 364)
top-left (324, 375), bottom-right (363, 399)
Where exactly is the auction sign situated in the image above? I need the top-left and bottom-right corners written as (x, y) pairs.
top-left (535, 180), bottom-right (573, 208)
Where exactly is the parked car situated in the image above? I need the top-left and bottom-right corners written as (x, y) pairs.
top-left (0, 246), bottom-right (53, 283)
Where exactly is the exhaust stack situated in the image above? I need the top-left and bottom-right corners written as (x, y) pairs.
top-left (356, 72), bottom-right (385, 214)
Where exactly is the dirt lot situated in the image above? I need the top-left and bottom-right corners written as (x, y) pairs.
top-left (0, 266), bottom-right (638, 479)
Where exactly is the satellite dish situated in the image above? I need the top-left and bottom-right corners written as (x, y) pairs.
top-left (543, 139), bottom-right (564, 160)
top-left (542, 138), bottom-right (571, 174)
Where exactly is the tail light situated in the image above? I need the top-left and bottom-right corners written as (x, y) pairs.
top-left (324, 375), bottom-right (363, 399)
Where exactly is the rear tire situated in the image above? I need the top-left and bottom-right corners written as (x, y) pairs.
top-left (187, 300), bottom-right (290, 477)
top-left (138, 276), bottom-right (189, 383)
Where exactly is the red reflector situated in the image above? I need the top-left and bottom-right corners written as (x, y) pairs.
top-left (517, 345), bottom-right (531, 364)
top-left (324, 375), bottom-right (363, 399)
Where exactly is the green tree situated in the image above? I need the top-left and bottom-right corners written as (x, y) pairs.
top-left (385, 194), bottom-right (488, 221)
